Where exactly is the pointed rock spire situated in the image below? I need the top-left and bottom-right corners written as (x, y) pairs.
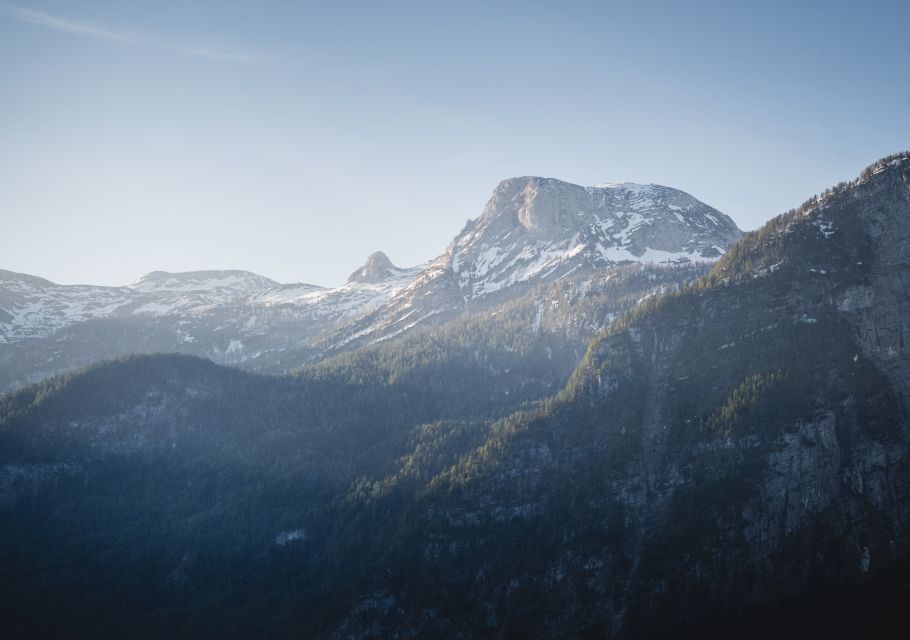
top-left (347, 251), bottom-right (399, 284)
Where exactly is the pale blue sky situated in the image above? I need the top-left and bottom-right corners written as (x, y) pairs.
top-left (1, 1), bottom-right (908, 286)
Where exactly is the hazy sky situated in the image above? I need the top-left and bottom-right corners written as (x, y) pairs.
top-left (1, 1), bottom-right (908, 287)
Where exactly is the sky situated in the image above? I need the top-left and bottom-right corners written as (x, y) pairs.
top-left (1, 1), bottom-right (908, 287)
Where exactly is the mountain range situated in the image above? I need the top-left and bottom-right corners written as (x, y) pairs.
top-left (0, 179), bottom-right (740, 392)
top-left (2, 155), bottom-right (910, 638)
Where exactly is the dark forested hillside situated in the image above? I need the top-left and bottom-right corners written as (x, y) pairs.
top-left (2, 154), bottom-right (910, 638)
top-left (0, 264), bottom-right (701, 638)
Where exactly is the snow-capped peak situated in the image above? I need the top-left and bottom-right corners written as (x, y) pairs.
top-left (447, 176), bottom-right (741, 298)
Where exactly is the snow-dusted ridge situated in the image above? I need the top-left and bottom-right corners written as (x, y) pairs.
top-left (0, 258), bottom-right (423, 345)
top-left (129, 270), bottom-right (280, 294)
top-left (0, 174), bottom-right (741, 389)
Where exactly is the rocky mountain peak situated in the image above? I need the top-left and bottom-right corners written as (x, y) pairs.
top-left (479, 176), bottom-right (592, 237)
top-left (447, 176), bottom-right (742, 298)
top-left (347, 251), bottom-right (399, 284)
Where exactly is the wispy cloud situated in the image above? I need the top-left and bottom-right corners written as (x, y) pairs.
top-left (3, 4), bottom-right (261, 62)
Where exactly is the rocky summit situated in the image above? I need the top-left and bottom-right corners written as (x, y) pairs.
top-left (449, 177), bottom-right (740, 298)
top-left (347, 251), bottom-right (402, 284)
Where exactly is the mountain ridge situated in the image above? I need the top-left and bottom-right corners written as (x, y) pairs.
top-left (0, 175), bottom-right (741, 391)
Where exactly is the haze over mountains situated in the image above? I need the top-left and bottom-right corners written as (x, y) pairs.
top-left (3, 154), bottom-right (910, 638)
top-left (0, 178), bottom-right (741, 392)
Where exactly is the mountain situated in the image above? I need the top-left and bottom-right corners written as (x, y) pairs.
top-left (0, 179), bottom-right (740, 392)
top-left (0, 258), bottom-right (424, 391)
top-left (1, 153), bottom-right (908, 638)
top-left (360, 152), bottom-right (910, 638)
top-left (450, 178), bottom-right (739, 297)
top-left (298, 179), bottom-right (742, 357)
